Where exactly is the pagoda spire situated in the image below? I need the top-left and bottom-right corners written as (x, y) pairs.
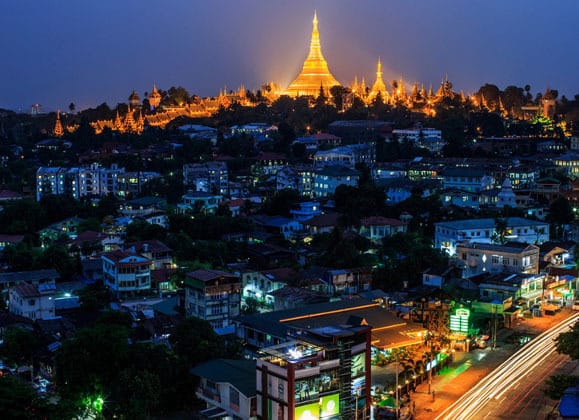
top-left (53, 110), bottom-right (64, 137)
top-left (370, 57), bottom-right (387, 100)
top-left (285, 11), bottom-right (340, 97)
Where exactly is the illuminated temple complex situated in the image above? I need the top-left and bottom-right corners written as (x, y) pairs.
top-left (284, 11), bottom-right (340, 97)
top-left (70, 11), bottom-right (536, 135)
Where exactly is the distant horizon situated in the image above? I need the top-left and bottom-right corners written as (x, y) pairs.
top-left (2, 1), bottom-right (578, 112)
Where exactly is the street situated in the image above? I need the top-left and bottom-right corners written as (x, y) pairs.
top-left (436, 311), bottom-right (579, 420)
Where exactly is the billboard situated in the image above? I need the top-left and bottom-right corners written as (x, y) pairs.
top-left (295, 402), bottom-right (320, 420)
top-left (320, 393), bottom-right (340, 418)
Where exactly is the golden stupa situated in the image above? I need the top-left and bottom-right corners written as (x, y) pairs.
top-left (284, 11), bottom-right (340, 97)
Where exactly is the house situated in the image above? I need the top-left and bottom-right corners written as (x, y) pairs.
top-left (119, 196), bottom-right (167, 217)
top-left (252, 215), bottom-right (302, 240)
top-left (313, 143), bottom-right (374, 169)
top-left (313, 165), bottom-right (360, 198)
top-left (102, 250), bottom-right (152, 297)
top-left (252, 152), bottom-right (288, 176)
top-left (422, 267), bottom-right (455, 288)
top-left (531, 177), bottom-right (561, 203)
top-left (358, 217), bottom-right (407, 243)
top-left (247, 243), bottom-right (295, 269)
top-left (324, 267), bottom-right (372, 294)
top-left (434, 217), bottom-right (550, 256)
top-left (124, 240), bottom-right (174, 270)
top-left (303, 213), bottom-right (340, 236)
top-left (178, 190), bottom-right (222, 214)
top-left (191, 359), bottom-right (257, 420)
top-left (442, 167), bottom-right (494, 193)
top-left (455, 241), bottom-right (540, 278)
top-left (184, 269), bottom-right (241, 333)
top-left (241, 268), bottom-right (296, 310)
top-left (289, 201), bottom-right (322, 222)
top-left (8, 281), bottom-right (56, 321)
top-left (135, 211), bottom-right (169, 229)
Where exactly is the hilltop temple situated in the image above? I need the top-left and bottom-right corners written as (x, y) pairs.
top-left (284, 11), bottom-right (340, 97)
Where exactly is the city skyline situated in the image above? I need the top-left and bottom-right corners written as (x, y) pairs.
top-left (1, 0), bottom-right (578, 112)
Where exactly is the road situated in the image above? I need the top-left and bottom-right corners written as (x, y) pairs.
top-left (436, 312), bottom-right (579, 420)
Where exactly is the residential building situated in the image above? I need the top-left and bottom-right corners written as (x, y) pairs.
top-left (313, 165), bottom-right (360, 198)
top-left (116, 171), bottom-right (162, 199)
top-left (434, 217), bottom-right (550, 256)
top-left (178, 191), bottom-right (222, 214)
top-left (440, 189), bottom-right (480, 209)
top-left (471, 272), bottom-right (545, 307)
top-left (358, 217), bottom-right (407, 243)
top-left (241, 268), bottom-right (296, 311)
top-left (313, 143), bottom-right (375, 169)
top-left (324, 267), bottom-right (372, 294)
top-left (552, 152), bottom-right (579, 177)
top-left (102, 250), bottom-right (152, 297)
top-left (184, 269), bottom-right (241, 333)
top-left (124, 240), bottom-right (174, 270)
top-left (119, 196), bottom-right (167, 217)
top-left (289, 202), bottom-right (322, 222)
top-left (8, 281), bottom-right (56, 321)
top-left (442, 167), bottom-right (494, 193)
top-left (455, 241), bottom-right (540, 278)
top-left (183, 161), bottom-right (228, 195)
top-left (191, 359), bottom-right (257, 420)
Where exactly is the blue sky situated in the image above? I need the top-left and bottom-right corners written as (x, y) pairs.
top-left (1, 0), bottom-right (578, 111)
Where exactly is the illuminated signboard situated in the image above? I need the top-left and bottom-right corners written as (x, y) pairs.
top-left (320, 393), bottom-right (340, 418)
top-left (295, 402), bottom-right (320, 420)
top-left (450, 308), bottom-right (470, 333)
top-left (351, 352), bottom-right (365, 377)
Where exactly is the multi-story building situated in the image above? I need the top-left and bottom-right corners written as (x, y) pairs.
top-left (455, 241), bottom-right (540, 278)
top-left (434, 217), bottom-right (549, 256)
top-left (36, 164), bottom-right (159, 201)
top-left (184, 269), bottom-right (241, 332)
top-left (8, 281), bottom-right (56, 321)
top-left (324, 267), bottom-right (373, 295)
top-left (116, 171), bottom-right (162, 199)
top-left (313, 165), bottom-right (360, 198)
top-left (256, 325), bottom-right (372, 420)
top-left (358, 217), bottom-right (407, 243)
top-left (102, 250), bottom-right (152, 297)
top-left (313, 144), bottom-right (375, 169)
top-left (183, 161), bottom-right (229, 195)
top-left (442, 167), bottom-right (494, 193)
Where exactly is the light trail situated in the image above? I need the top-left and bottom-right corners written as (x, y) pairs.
top-left (436, 312), bottom-right (579, 420)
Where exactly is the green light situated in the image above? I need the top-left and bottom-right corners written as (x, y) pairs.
top-left (93, 396), bottom-right (104, 413)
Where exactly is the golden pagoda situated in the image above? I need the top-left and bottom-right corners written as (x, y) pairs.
top-left (285, 11), bottom-right (340, 97)
top-left (369, 57), bottom-right (388, 101)
top-left (53, 110), bottom-right (64, 137)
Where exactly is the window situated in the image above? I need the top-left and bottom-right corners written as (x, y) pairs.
top-left (462, 253), bottom-right (467, 260)
top-left (503, 258), bottom-right (509, 265)
top-left (492, 256), bottom-right (500, 264)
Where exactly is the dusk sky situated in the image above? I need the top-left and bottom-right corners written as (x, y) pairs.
top-left (1, 0), bottom-right (578, 112)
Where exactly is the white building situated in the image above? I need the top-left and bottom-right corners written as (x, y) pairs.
top-left (183, 161), bottom-right (228, 195)
top-left (8, 282), bottom-right (56, 321)
top-left (313, 144), bottom-right (374, 169)
top-left (435, 217), bottom-right (549, 256)
top-left (102, 250), bottom-right (152, 297)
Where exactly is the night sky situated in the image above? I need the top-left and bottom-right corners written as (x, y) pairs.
top-left (1, 0), bottom-right (578, 112)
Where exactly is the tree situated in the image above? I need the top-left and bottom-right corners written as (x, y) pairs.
top-left (544, 374), bottom-right (579, 400)
top-left (169, 317), bottom-right (225, 368)
top-left (68, 102), bottom-right (75, 114)
top-left (548, 196), bottom-right (574, 238)
top-left (0, 326), bottom-right (42, 366)
top-left (555, 321), bottom-right (579, 360)
top-left (0, 376), bottom-right (53, 419)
